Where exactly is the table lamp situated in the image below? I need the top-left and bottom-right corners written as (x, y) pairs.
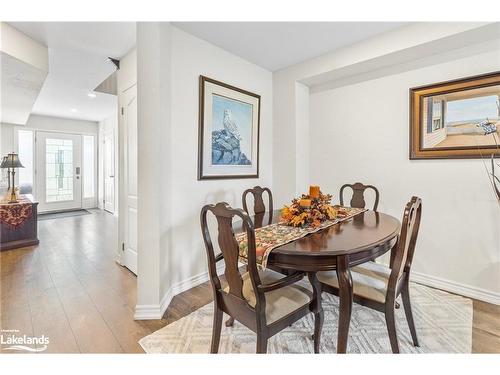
top-left (1, 153), bottom-right (24, 203)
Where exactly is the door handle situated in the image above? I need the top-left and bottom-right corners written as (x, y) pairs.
top-left (76, 167), bottom-right (81, 175)
top-left (109, 175), bottom-right (115, 178)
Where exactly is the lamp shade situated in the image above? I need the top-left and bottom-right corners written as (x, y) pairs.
top-left (0, 156), bottom-right (7, 168)
top-left (2, 153), bottom-right (24, 168)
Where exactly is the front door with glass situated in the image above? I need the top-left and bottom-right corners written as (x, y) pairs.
top-left (35, 131), bottom-right (82, 212)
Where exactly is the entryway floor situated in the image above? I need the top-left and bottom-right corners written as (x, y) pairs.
top-left (38, 209), bottom-right (92, 221)
top-left (0, 209), bottom-right (166, 353)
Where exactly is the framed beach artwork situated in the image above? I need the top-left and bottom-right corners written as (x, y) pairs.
top-left (410, 71), bottom-right (500, 159)
top-left (198, 76), bottom-right (260, 180)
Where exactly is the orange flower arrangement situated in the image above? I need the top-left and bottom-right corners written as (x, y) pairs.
top-left (281, 186), bottom-right (340, 228)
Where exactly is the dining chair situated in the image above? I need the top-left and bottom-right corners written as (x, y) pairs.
top-left (317, 196), bottom-right (422, 353)
top-left (200, 202), bottom-right (318, 353)
top-left (242, 186), bottom-right (273, 226)
top-left (339, 182), bottom-right (380, 211)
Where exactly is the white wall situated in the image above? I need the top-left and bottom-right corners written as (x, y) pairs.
top-left (309, 49), bottom-right (500, 302)
top-left (136, 23), bottom-right (168, 314)
top-left (272, 23), bottom-right (498, 207)
top-left (1, 114), bottom-right (98, 153)
top-left (133, 24), bottom-right (273, 318)
top-left (272, 23), bottom-right (500, 304)
top-left (0, 123), bottom-right (15, 156)
top-left (168, 26), bottom-right (273, 288)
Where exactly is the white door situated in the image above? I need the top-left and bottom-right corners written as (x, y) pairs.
top-left (121, 86), bottom-right (138, 274)
top-left (36, 131), bottom-right (82, 213)
top-left (103, 129), bottom-right (115, 213)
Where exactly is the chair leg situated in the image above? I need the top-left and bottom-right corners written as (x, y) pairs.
top-left (210, 304), bottom-right (223, 354)
top-left (385, 304), bottom-right (400, 354)
top-left (256, 334), bottom-right (268, 354)
top-left (402, 283), bottom-right (419, 347)
top-left (225, 316), bottom-right (235, 327)
top-left (313, 311), bottom-right (324, 353)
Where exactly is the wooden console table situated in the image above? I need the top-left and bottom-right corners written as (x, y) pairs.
top-left (0, 194), bottom-right (39, 251)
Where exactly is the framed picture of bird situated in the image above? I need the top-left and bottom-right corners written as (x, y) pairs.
top-left (198, 75), bottom-right (261, 180)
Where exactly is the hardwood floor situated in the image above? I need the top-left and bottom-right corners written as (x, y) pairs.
top-left (1, 209), bottom-right (499, 353)
top-left (472, 300), bottom-right (500, 353)
top-left (0, 209), bottom-right (166, 353)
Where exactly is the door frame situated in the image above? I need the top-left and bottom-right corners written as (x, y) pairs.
top-left (103, 127), bottom-right (116, 214)
top-left (13, 127), bottom-right (98, 211)
top-left (118, 83), bottom-right (138, 274)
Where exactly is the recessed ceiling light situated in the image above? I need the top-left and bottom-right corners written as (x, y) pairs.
top-left (70, 108), bottom-right (78, 113)
top-left (87, 93), bottom-right (97, 98)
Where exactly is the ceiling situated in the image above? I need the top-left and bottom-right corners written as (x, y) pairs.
top-left (1, 52), bottom-right (47, 125)
top-left (173, 22), bottom-right (410, 71)
top-left (7, 22), bottom-right (136, 122)
top-left (5, 22), bottom-right (409, 122)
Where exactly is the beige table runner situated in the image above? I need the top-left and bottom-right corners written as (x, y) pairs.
top-left (237, 207), bottom-right (366, 269)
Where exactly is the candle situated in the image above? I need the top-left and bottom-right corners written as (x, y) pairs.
top-left (309, 185), bottom-right (320, 199)
top-left (299, 199), bottom-right (312, 207)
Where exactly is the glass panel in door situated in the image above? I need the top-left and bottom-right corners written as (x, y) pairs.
top-left (45, 138), bottom-right (74, 202)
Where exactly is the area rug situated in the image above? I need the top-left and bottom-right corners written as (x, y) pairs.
top-left (139, 283), bottom-right (472, 354)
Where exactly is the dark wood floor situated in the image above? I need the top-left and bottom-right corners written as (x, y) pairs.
top-left (1, 209), bottom-right (499, 353)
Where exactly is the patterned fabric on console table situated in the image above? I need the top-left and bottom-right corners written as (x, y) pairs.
top-left (0, 196), bottom-right (33, 230)
top-left (237, 207), bottom-right (365, 269)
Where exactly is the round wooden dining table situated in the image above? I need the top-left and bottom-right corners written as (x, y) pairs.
top-left (251, 209), bottom-right (401, 353)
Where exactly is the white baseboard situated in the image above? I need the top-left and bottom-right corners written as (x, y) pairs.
top-left (171, 262), bottom-right (225, 296)
top-left (134, 289), bottom-right (173, 320)
top-left (135, 266), bottom-right (500, 319)
top-left (411, 271), bottom-right (500, 306)
top-left (134, 263), bottom-right (225, 320)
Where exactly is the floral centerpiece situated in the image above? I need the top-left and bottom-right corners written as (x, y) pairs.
top-left (281, 185), bottom-right (346, 228)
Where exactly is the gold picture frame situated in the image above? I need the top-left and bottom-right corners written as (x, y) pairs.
top-left (410, 71), bottom-right (500, 159)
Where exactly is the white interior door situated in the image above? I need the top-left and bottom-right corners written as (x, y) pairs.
top-left (36, 131), bottom-right (82, 213)
top-left (103, 129), bottom-right (115, 213)
top-left (121, 86), bottom-right (138, 274)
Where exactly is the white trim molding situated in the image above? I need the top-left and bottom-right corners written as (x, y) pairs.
top-left (135, 266), bottom-right (500, 320)
top-left (134, 290), bottom-right (173, 320)
top-left (411, 271), bottom-right (500, 306)
top-left (134, 262), bottom-right (225, 320)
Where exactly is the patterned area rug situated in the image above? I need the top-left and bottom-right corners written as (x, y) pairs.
top-left (139, 283), bottom-right (472, 354)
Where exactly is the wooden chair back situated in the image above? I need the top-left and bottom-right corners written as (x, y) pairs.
top-left (387, 196), bottom-right (422, 297)
top-left (201, 202), bottom-right (315, 353)
top-left (242, 186), bottom-right (273, 216)
top-left (339, 182), bottom-right (380, 211)
top-left (200, 202), bottom-right (262, 305)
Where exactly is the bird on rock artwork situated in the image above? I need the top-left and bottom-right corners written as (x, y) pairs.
top-left (223, 109), bottom-right (242, 140)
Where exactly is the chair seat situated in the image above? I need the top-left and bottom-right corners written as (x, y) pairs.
top-left (225, 269), bottom-right (312, 324)
top-left (317, 261), bottom-right (391, 303)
